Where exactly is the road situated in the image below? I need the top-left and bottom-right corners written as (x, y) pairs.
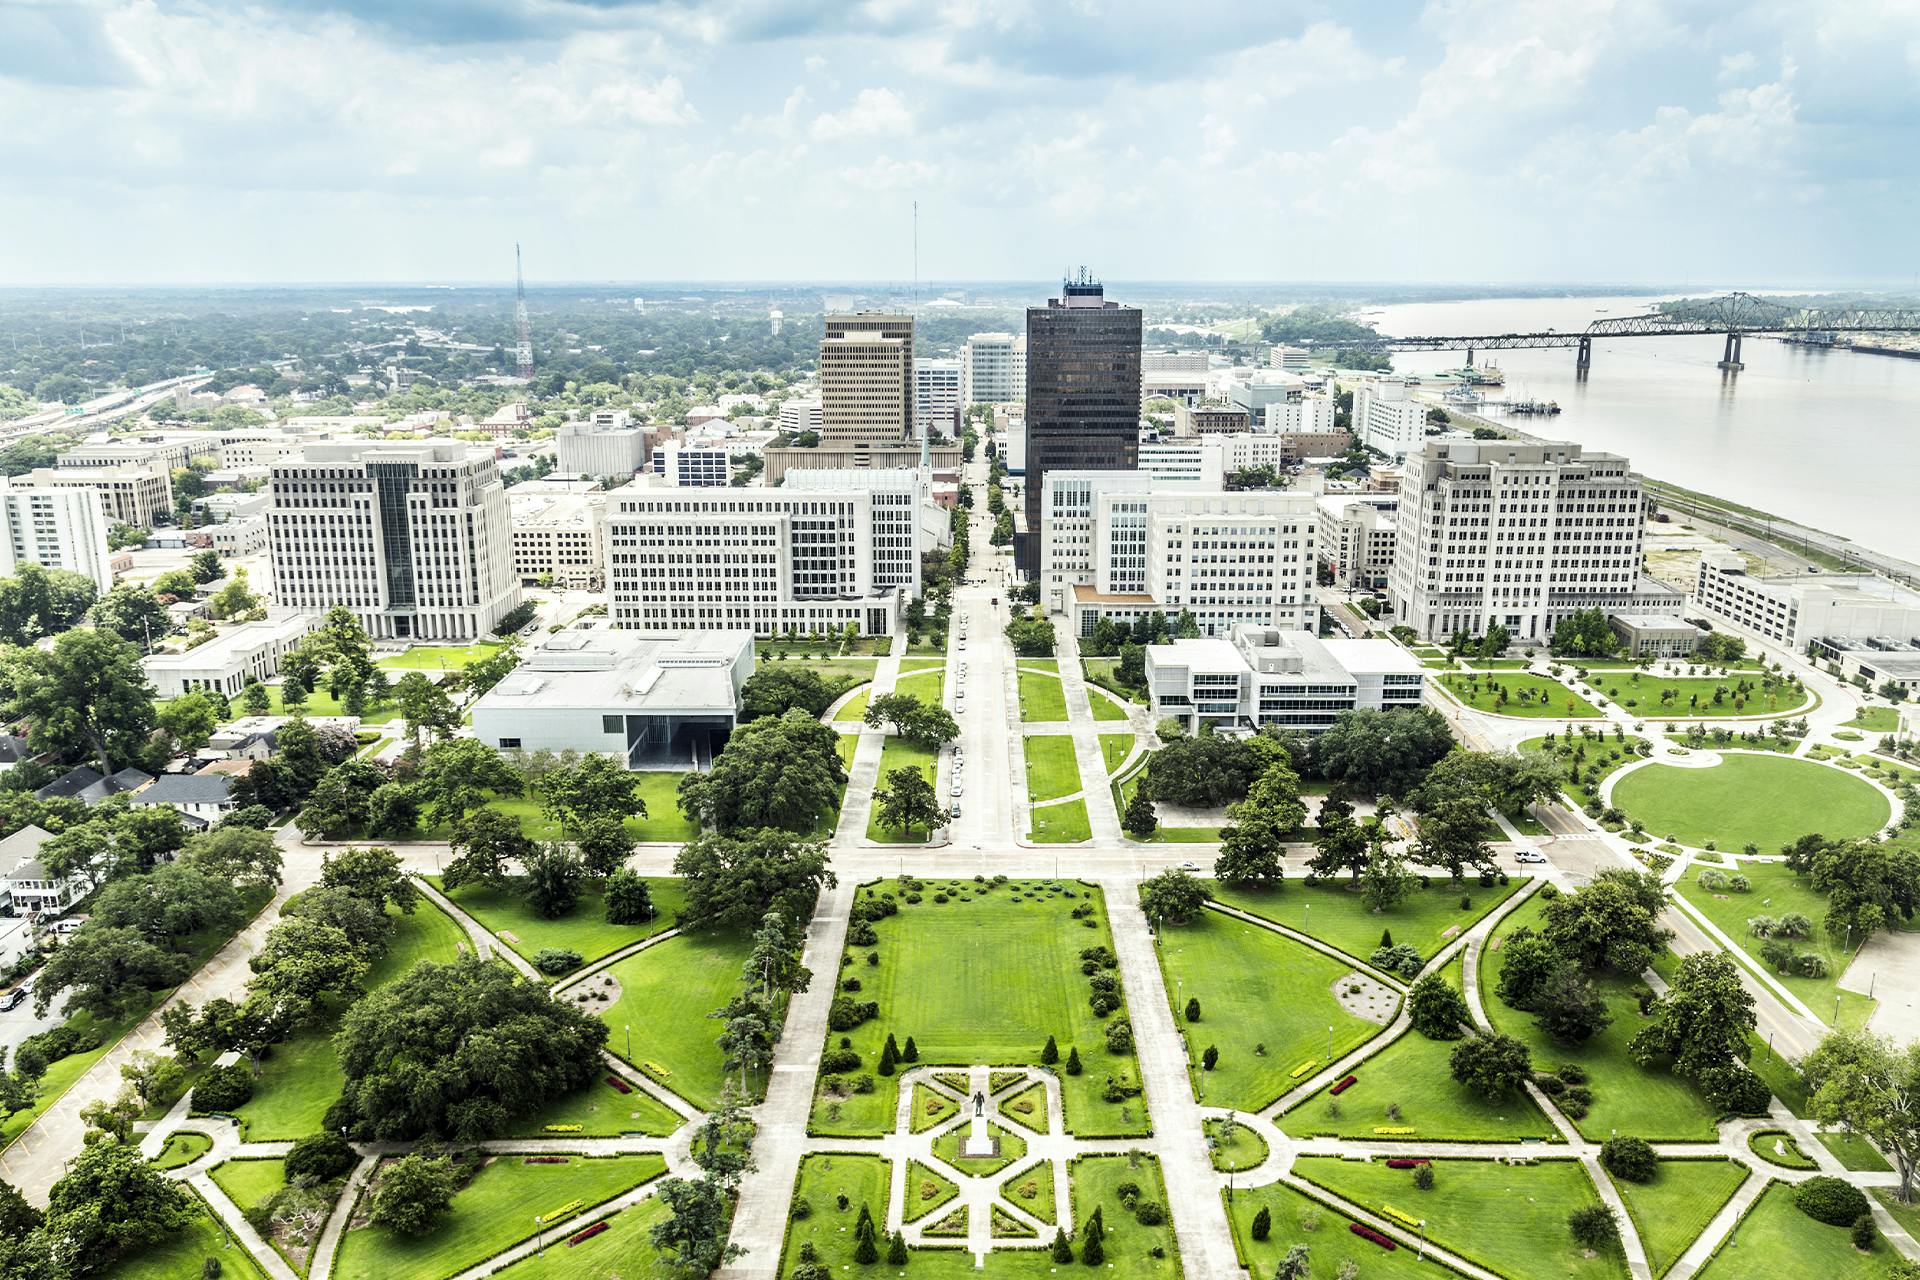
top-left (3, 372), bottom-right (213, 442)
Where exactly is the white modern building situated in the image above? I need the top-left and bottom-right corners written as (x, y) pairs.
top-left (1040, 471), bottom-right (1319, 638)
top-left (1269, 345), bottom-right (1311, 371)
top-left (915, 358), bottom-right (962, 441)
top-left (1693, 550), bottom-right (1920, 651)
top-left (1135, 441), bottom-right (1228, 487)
top-left (1389, 439), bottom-right (1682, 644)
top-left (470, 626), bottom-right (753, 768)
top-left (57, 436), bottom-right (200, 473)
top-left (267, 440), bottom-right (520, 641)
top-left (1144, 625), bottom-right (1426, 734)
top-left (1317, 493), bottom-right (1399, 591)
top-left (209, 515), bottom-right (269, 558)
top-left (778, 396), bottom-right (823, 436)
top-left (16, 464), bottom-right (173, 527)
top-left (961, 332), bottom-right (1025, 405)
top-left (141, 612), bottom-right (322, 699)
top-left (509, 492), bottom-right (606, 590)
top-left (1352, 377), bottom-right (1429, 457)
top-left (606, 468), bottom-right (926, 638)
top-left (557, 410), bottom-right (650, 479)
top-left (650, 444), bottom-right (732, 487)
top-left (1141, 352), bottom-right (1209, 405)
top-left (0, 479), bottom-right (114, 591)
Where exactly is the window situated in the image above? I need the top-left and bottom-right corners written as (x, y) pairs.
top-left (498, 737), bottom-right (521, 749)
top-left (602, 715), bottom-right (623, 734)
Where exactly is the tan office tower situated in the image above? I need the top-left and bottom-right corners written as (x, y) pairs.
top-left (818, 313), bottom-right (914, 445)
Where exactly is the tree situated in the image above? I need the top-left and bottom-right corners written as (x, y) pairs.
top-left (332, 953), bottom-right (609, 1139)
top-left (33, 925), bottom-right (191, 1020)
top-left (1448, 1032), bottom-right (1532, 1099)
top-left (521, 843), bottom-right (586, 918)
top-left (92, 863), bottom-right (244, 946)
top-left (368, 1152), bottom-right (458, 1235)
top-left (1308, 801), bottom-right (1370, 882)
top-left (239, 679), bottom-right (272, 716)
top-left (1216, 764), bottom-right (1304, 887)
top-left (188, 549), bottom-right (225, 584)
top-left (1567, 1204), bottom-right (1619, 1252)
top-left (1530, 962), bottom-right (1613, 1044)
top-left (576, 813), bottom-right (637, 879)
top-left (1122, 784), bottom-right (1158, 838)
top-left (1407, 972), bottom-right (1470, 1039)
top-left (649, 1176), bottom-right (744, 1274)
top-left (368, 782), bottom-right (421, 837)
top-left (1412, 796), bottom-right (1496, 882)
top-left (0, 563), bottom-right (98, 645)
top-left (297, 764), bottom-right (374, 839)
top-left (1359, 843), bottom-right (1414, 913)
top-left (1801, 840), bottom-right (1920, 947)
top-left (179, 825), bottom-right (283, 892)
top-left (443, 808), bottom-right (534, 892)
top-left (206, 566), bottom-right (259, 620)
top-left (1599, 1136), bottom-right (1657, 1183)
top-left (44, 1138), bottom-right (195, 1266)
top-left (874, 765), bottom-right (946, 838)
top-left (740, 666), bottom-right (838, 720)
top-left (1312, 707), bottom-right (1455, 798)
top-left (864, 693), bottom-right (959, 749)
top-left (1541, 869), bottom-right (1671, 975)
top-left (713, 995), bottom-right (775, 1092)
top-left (494, 600), bottom-right (538, 636)
top-left (1141, 868), bottom-right (1209, 924)
top-left (1550, 608), bottom-right (1621, 659)
top-left (418, 737), bottom-right (522, 828)
top-left (1053, 1228), bottom-right (1074, 1261)
top-left (271, 716), bottom-right (329, 803)
top-left (534, 755), bottom-right (643, 837)
top-left (606, 867), bottom-right (657, 924)
top-left (1143, 731), bottom-right (1264, 808)
top-left (285, 1131), bottom-right (357, 1186)
top-left (319, 845), bottom-right (417, 914)
top-left (151, 568), bottom-right (198, 599)
top-left (1276, 1244), bottom-right (1312, 1280)
top-left (673, 828), bottom-right (834, 932)
top-left (249, 918), bottom-right (371, 1019)
top-left (114, 807), bottom-right (191, 876)
top-left (90, 584), bottom-right (169, 648)
top-left (1630, 952), bottom-right (1755, 1081)
top-left (1, 627), bottom-right (156, 773)
top-left (677, 710), bottom-right (847, 834)
top-left (1802, 1028), bottom-right (1920, 1203)
top-left (1004, 615), bottom-right (1056, 657)
top-left (457, 640), bottom-right (522, 699)
top-left (1492, 927), bottom-right (1562, 1010)
top-left (392, 672), bottom-right (458, 745)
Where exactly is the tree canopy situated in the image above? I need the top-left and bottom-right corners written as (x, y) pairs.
top-left (673, 828), bottom-right (834, 932)
top-left (677, 709), bottom-right (846, 834)
top-left (0, 628), bottom-right (157, 773)
top-left (1311, 707), bottom-right (1454, 798)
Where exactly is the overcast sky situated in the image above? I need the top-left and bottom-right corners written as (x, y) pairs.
top-left (2, 0), bottom-right (1916, 287)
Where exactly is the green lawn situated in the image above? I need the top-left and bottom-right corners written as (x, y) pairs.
top-left (1610, 1159), bottom-right (1750, 1278)
top-left (999, 1161), bottom-right (1055, 1228)
top-left (932, 1120), bottom-right (1027, 1176)
top-left (151, 1130), bottom-right (213, 1171)
top-left (1816, 1130), bottom-right (1891, 1171)
top-left (1087, 686), bottom-right (1132, 722)
top-left (333, 1153), bottom-right (666, 1280)
top-left (375, 642), bottom-right (505, 671)
top-left (1519, 732), bottom-right (1650, 811)
top-left (1210, 877), bottom-right (1530, 969)
top-left (1747, 1129), bottom-right (1817, 1169)
top-left (1156, 908), bottom-right (1387, 1111)
top-left (596, 928), bottom-right (756, 1109)
top-left (1295, 1155), bottom-right (1626, 1280)
top-left (210, 1157), bottom-right (288, 1215)
top-left (1589, 673), bottom-right (1814, 718)
top-left (1017, 669), bottom-right (1068, 722)
top-left (1083, 657), bottom-right (1147, 706)
top-left (1482, 897), bottom-right (1722, 1141)
top-left (1028, 799), bottom-right (1092, 843)
top-left (1070, 1154), bottom-right (1181, 1279)
top-left (489, 1195), bottom-right (675, 1279)
top-left (1099, 733), bottom-right (1134, 775)
top-left (233, 899), bottom-right (468, 1140)
top-left (1675, 860), bottom-right (1877, 1028)
top-left (1227, 1180), bottom-right (1434, 1280)
top-left (810, 880), bottom-right (1149, 1139)
top-left (782, 1153), bottom-right (891, 1277)
top-left (430, 875), bottom-right (685, 970)
top-left (1285, 956), bottom-right (1557, 1141)
top-left (1613, 754), bottom-right (1890, 850)
top-left (1846, 706), bottom-right (1901, 732)
top-left (1022, 735), bottom-right (1082, 802)
top-left (262, 685), bottom-right (400, 724)
top-left (1440, 672), bottom-right (1602, 719)
top-left (507, 1076), bottom-right (684, 1138)
top-left (832, 687), bottom-right (873, 723)
top-left (483, 770), bottom-right (698, 844)
top-left (103, 1197), bottom-right (268, 1280)
top-left (1205, 1116), bottom-right (1269, 1170)
top-left (1696, 1181), bottom-right (1885, 1280)
top-left (894, 666), bottom-right (946, 705)
top-left (870, 737), bottom-right (940, 843)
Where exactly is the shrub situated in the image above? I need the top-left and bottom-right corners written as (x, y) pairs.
top-left (285, 1131), bottom-right (356, 1186)
top-left (1202, 1046), bottom-right (1219, 1071)
top-left (1370, 943), bottom-right (1423, 979)
top-left (848, 921), bottom-right (878, 947)
top-left (1413, 1164), bottom-right (1435, 1190)
top-left (192, 1063), bottom-right (255, 1113)
top-left (1042, 1035), bottom-right (1059, 1065)
top-left (532, 947), bottom-right (582, 975)
top-left (1568, 1204), bottom-right (1619, 1251)
top-left (791, 1196), bottom-right (813, 1220)
top-left (1251, 1207), bottom-right (1272, 1240)
top-left (1727, 875), bottom-right (1750, 892)
top-left (1759, 939), bottom-right (1795, 972)
top-left (1794, 1176), bottom-right (1869, 1227)
top-left (1700, 1064), bottom-right (1771, 1114)
top-left (1795, 953), bottom-right (1829, 979)
top-left (1557, 1063), bottom-right (1588, 1085)
top-left (1105, 1020), bottom-right (1134, 1053)
top-left (1185, 997), bottom-right (1201, 1023)
top-left (1852, 1214), bottom-right (1877, 1251)
top-left (1134, 1200), bottom-right (1166, 1225)
top-left (827, 997), bottom-right (879, 1031)
top-left (1066, 1047), bottom-right (1083, 1075)
top-left (820, 1048), bottom-right (862, 1075)
top-left (1116, 1181), bottom-right (1141, 1210)
top-left (1600, 1136), bottom-right (1657, 1183)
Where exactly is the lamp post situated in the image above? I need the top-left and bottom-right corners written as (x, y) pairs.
top-left (625, 1023), bottom-right (632, 1061)
top-left (1228, 1158), bottom-right (1236, 1204)
top-left (534, 1215), bottom-right (544, 1258)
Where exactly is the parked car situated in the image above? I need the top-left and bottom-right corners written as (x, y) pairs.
top-left (950, 802), bottom-right (962, 818)
top-left (1514, 849), bottom-right (1549, 864)
top-left (1, 986), bottom-right (27, 1012)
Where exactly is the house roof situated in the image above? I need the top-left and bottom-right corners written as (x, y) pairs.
top-left (0, 734), bottom-right (32, 765)
top-left (0, 824), bottom-right (53, 879)
top-left (134, 774), bottom-right (234, 807)
top-left (34, 765), bottom-right (154, 804)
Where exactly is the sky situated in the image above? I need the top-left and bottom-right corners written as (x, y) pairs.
top-left (1, 0), bottom-right (1917, 287)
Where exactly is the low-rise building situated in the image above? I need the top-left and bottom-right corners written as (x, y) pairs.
top-left (509, 492), bottom-right (606, 589)
top-left (777, 396), bottom-right (823, 435)
top-left (35, 765), bottom-right (153, 805)
top-left (557, 410), bottom-right (650, 479)
top-left (1, 824), bottom-right (87, 917)
top-left (1317, 494), bottom-right (1399, 591)
top-left (650, 444), bottom-right (732, 487)
top-left (194, 491), bottom-right (272, 523)
top-left (57, 436), bottom-right (200, 473)
top-left (1173, 403), bottom-right (1253, 436)
top-left (1692, 550), bottom-right (1920, 651)
top-left (470, 627), bottom-right (753, 767)
top-left (16, 464), bottom-right (172, 527)
top-left (209, 515), bottom-right (269, 558)
top-left (1816, 645), bottom-right (1920, 697)
top-left (759, 441), bottom-right (964, 485)
top-left (129, 774), bottom-right (237, 829)
top-left (1144, 626), bottom-right (1426, 734)
top-left (1608, 613), bottom-right (1702, 658)
top-left (141, 613), bottom-right (322, 699)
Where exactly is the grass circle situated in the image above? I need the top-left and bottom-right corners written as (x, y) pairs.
top-left (1611, 754), bottom-right (1891, 850)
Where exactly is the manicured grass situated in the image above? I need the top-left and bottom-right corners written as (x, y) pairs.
top-left (895, 666), bottom-right (946, 705)
top-left (1020, 658), bottom-right (1059, 672)
top-left (507, 1076), bottom-right (684, 1138)
top-left (262, 685), bottom-right (400, 724)
top-left (1285, 956), bottom-right (1557, 1142)
top-left (1087, 686), bottom-right (1131, 721)
top-left (1228, 1180), bottom-right (1433, 1280)
top-left (152, 1130), bottom-right (213, 1171)
top-left (1520, 731), bottom-right (1650, 811)
top-left (431, 875), bottom-right (685, 970)
top-left (1205, 1117), bottom-right (1269, 1171)
top-left (489, 1195), bottom-right (675, 1279)
top-left (1440, 671), bottom-right (1602, 718)
top-left (783, 1153), bottom-right (891, 1278)
top-left (1816, 1129), bottom-right (1892, 1172)
top-left (900, 657), bottom-right (945, 672)
top-left (1747, 1130), bottom-right (1817, 1169)
top-left (211, 1157), bottom-right (288, 1215)
top-left (233, 899), bottom-right (468, 1140)
top-left (1022, 735), bottom-right (1082, 802)
top-left (103, 1198), bottom-right (268, 1280)
top-left (870, 737), bottom-right (940, 842)
top-left (1210, 876), bottom-right (1530, 969)
top-left (910, 1083), bottom-right (958, 1133)
top-left (1482, 896), bottom-right (1722, 1141)
top-left (932, 1120), bottom-right (1026, 1175)
top-left (1589, 672), bottom-right (1813, 718)
top-left (1613, 755), bottom-right (1890, 851)
top-left (375, 641), bottom-right (505, 670)
top-left (1099, 733), bottom-right (1134, 775)
top-left (1610, 1159), bottom-right (1750, 1278)
top-left (832, 687), bottom-right (873, 723)
top-left (1083, 657), bottom-right (1147, 706)
top-left (810, 880), bottom-right (1150, 1139)
top-left (1017, 669), bottom-right (1068, 722)
top-left (1696, 1181), bottom-right (1884, 1280)
top-left (333, 1153), bottom-right (666, 1280)
top-left (1071, 1154), bottom-right (1180, 1279)
top-left (999, 1161), bottom-right (1056, 1227)
top-left (486, 769), bottom-right (698, 843)
top-left (1846, 706), bottom-right (1901, 732)
top-left (1295, 1155), bottom-right (1625, 1280)
top-left (907, 1159), bottom-right (960, 1222)
top-left (1674, 860), bottom-right (1876, 1028)
top-left (596, 927), bottom-right (757, 1109)
top-left (1156, 908), bottom-right (1387, 1111)
top-left (1028, 798), bottom-right (1091, 843)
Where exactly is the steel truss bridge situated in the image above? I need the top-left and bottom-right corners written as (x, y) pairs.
top-left (1342, 292), bottom-right (1920, 375)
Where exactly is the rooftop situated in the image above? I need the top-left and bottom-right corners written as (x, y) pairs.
top-left (142, 614), bottom-right (319, 673)
top-left (473, 628), bottom-right (751, 715)
top-left (0, 824), bottom-right (53, 879)
top-left (1319, 638), bottom-right (1427, 677)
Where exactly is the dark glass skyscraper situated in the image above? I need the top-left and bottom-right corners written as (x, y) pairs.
top-left (1018, 274), bottom-right (1141, 576)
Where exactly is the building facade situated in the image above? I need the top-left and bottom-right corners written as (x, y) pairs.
top-left (1317, 493), bottom-right (1399, 591)
top-left (819, 313), bottom-right (913, 446)
top-left (267, 440), bottom-right (520, 641)
top-left (141, 612), bottom-right (323, 699)
top-left (1173, 403), bottom-right (1253, 436)
top-left (777, 396), bottom-right (823, 436)
top-left (961, 332), bottom-right (1025, 405)
top-left (1352, 377), bottom-right (1428, 457)
top-left (17, 464), bottom-right (172, 527)
top-left (914, 358), bottom-right (962, 440)
top-left (650, 444), bottom-right (732, 487)
top-left (557, 410), bottom-right (650, 479)
top-left (1144, 626), bottom-right (1426, 734)
top-left (1692, 550), bottom-right (1920, 650)
top-left (509, 492), bottom-right (606, 590)
top-left (0, 479), bottom-right (114, 591)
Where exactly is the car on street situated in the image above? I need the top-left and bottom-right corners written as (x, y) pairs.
top-left (1176, 860), bottom-right (1201, 871)
top-left (1513, 849), bottom-right (1548, 864)
top-left (950, 781), bottom-right (964, 797)
top-left (950, 802), bottom-right (961, 818)
top-left (1, 984), bottom-right (29, 1012)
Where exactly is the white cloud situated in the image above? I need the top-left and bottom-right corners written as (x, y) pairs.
top-left (808, 87), bottom-right (913, 142)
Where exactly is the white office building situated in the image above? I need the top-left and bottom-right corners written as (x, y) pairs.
top-left (1352, 377), bottom-right (1429, 457)
top-left (1318, 494), bottom-right (1399, 591)
top-left (651, 444), bottom-right (732, 487)
top-left (1269, 345), bottom-right (1311, 371)
top-left (1040, 471), bottom-right (1319, 638)
top-left (210, 515), bottom-right (269, 558)
top-left (557, 409), bottom-right (650, 479)
top-left (914, 358), bottom-right (962, 440)
top-left (778, 396), bottom-right (823, 436)
top-left (1389, 439), bottom-right (1682, 644)
top-left (509, 492), bottom-right (606, 590)
top-left (141, 612), bottom-right (323, 699)
top-left (1144, 625), bottom-right (1427, 734)
top-left (961, 332), bottom-right (1025, 405)
top-left (267, 440), bottom-right (520, 641)
top-left (606, 469), bottom-right (925, 638)
top-left (0, 479), bottom-right (114, 591)
top-left (57, 436), bottom-right (200, 473)
top-left (1692, 550), bottom-right (1920, 651)
top-left (16, 464), bottom-right (172, 527)
top-left (1136, 441), bottom-right (1228, 487)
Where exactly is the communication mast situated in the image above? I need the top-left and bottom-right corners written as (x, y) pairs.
top-left (513, 243), bottom-right (534, 380)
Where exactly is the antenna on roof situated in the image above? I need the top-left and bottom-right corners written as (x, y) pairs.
top-left (912, 200), bottom-right (918, 310)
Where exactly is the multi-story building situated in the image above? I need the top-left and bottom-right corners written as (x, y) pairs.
top-left (650, 444), bottom-right (732, 487)
top-left (1352, 377), bottom-right (1428, 457)
top-left (1269, 345), bottom-right (1311, 371)
top-left (16, 464), bottom-right (173, 527)
top-left (0, 479), bottom-right (114, 591)
top-left (1041, 471), bottom-right (1319, 638)
top-left (1317, 494), bottom-right (1399, 591)
top-left (1135, 441), bottom-right (1228, 486)
top-left (1144, 625), bottom-right (1426, 734)
top-left (914, 358), bottom-right (962, 440)
top-left (509, 492), bottom-right (606, 590)
top-left (777, 396), bottom-right (823, 436)
top-left (1019, 274), bottom-right (1142, 576)
top-left (57, 436), bottom-right (201, 473)
top-left (141, 612), bottom-right (322, 699)
top-left (961, 332), bottom-right (1025, 405)
top-left (1692, 550), bottom-right (1920, 651)
top-left (819, 313), bottom-right (913, 446)
top-left (215, 432), bottom-right (321, 468)
top-left (210, 515), bottom-right (268, 558)
top-left (1173, 403), bottom-right (1253, 436)
top-left (605, 469), bottom-right (925, 638)
top-left (267, 440), bottom-right (519, 641)
top-left (1389, 439), bottom-right (1681, 644)
top-left (557, 409), bottom-right (650, 479)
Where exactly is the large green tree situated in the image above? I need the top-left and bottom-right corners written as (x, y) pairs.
top-left (1141, 868), bottom-right (1209, 923)
top-left (863, 693), bottom-right (959, 749)
top-left (0, 563), bottom-right (98, 645)
top-left (1, 628), bottom-right (157, 773)
top-left (179, 824), bottom-right (283, 893)
top-left (418, 737), bottom-right (523, 828)
top-left (1311, 707), bottom-right (1454, 798)
top-left (1540, 869), bottom-right (1670, 975)
top-left (1802, 1029), bottom-right (1920, 1203)
top-left (673, 828), bottom-right (834, 932)
top-left (90, 864), bottom-right (245, 947)
top-left (1629, 952), bottom-right (1754, 1080)
top-left (442, 808), bottom-right (534, 891)
top-left (1800, 840), bottom-right (1920, 946)
top-left (1214, 763), bottom-right (1304, 888)
top-left (873, 765), bottom-right (945, 838)
top-left (89, 584), bottom-right (169, 648)
top-left (44, 1138), bottom-right (195, 1272)
top-left (739, 666), bottom-right (839, 720)
top-left (677, 709), bottom-right (846, 834)
top-left (33, 925), bottom-right (192, 1019)
top-left (534, 754), bottom-right (642, 837)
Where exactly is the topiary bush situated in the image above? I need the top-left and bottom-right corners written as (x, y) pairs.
top-left (191, 1063), bottom-right (255, 1113)
top-left (533, 947), bottom-right (582, 975)
top-left (1599, 1135), bottom-right (1657, 1183)
top-left (285, 1131), bottom-right (357, 1186)
top-left (1794, 1176), bottom-right (1869, 1227)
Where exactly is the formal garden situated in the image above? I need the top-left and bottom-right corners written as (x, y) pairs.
top-left (1439, 671), bottom-right (1603, 719)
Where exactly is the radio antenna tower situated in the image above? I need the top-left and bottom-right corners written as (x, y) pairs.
top-left (512, 243), bottom-right (534, 380)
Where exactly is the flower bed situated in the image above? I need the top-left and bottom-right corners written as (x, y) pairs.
top-left (1385, 1158), bottom-right (1430, 1169)
top-left (1330, 1075), bottom-right (1357, 1096)
top-left (567, 1221), bottom-right (609, 1247)
top-left (605, 1074), bottom-right (633, 1094)
top-left (1350, 1222), bottom-right (1398, 1250)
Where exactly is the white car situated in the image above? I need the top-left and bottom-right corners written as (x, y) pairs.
top-left (950, 781), bottom-right (964, 797)
top-left (1514, 849), bottom-right (1549, 864)
top-left (950, 801), bottom-right (962, 818)
top-left (1177, 860), bottom-right (1202, 871)
top-left (958, 638), bottom-right (967, 650)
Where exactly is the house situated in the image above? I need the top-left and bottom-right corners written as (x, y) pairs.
top-left (1, 824), bottom-right (87, 918)
top-left (0, 734), bottom-right (34, 775)
top-left (129, 774), bottom-right (236, 830)
top-left (35, 765), bottom-right (155, 805)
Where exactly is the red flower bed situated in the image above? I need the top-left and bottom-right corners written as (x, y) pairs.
top-left (1385, 1158), bottom-right (1430, 1169)
top-left (1330, 1075), bottom-right (1357, 1096)
top-left (1349, 1223), bottom-right (1397, 1250)
top-left (605, 1074), bottom-right (633, 1094)
top-left (568, 1221), bottom-right (609, 1247)
top-left (524, 1156), bottom-right (570, 1164)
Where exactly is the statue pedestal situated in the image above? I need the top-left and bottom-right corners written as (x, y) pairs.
top-left (962, 1111), bottom-right (994, 1158)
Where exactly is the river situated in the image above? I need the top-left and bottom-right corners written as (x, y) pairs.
top-left (1371, 294), bottom-right (1920, 563)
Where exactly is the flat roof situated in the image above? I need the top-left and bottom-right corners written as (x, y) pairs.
top-left (472, 628), bottom-right (751, 715)
top-left (142, 614), bottom-right (317, 672)
top-left (1320, 638), bottom-right (1427, 676)
top-left (1071, 584), bottom-right (1157, 605)
top-left (1144, 638), bottom-right (1244, 669)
